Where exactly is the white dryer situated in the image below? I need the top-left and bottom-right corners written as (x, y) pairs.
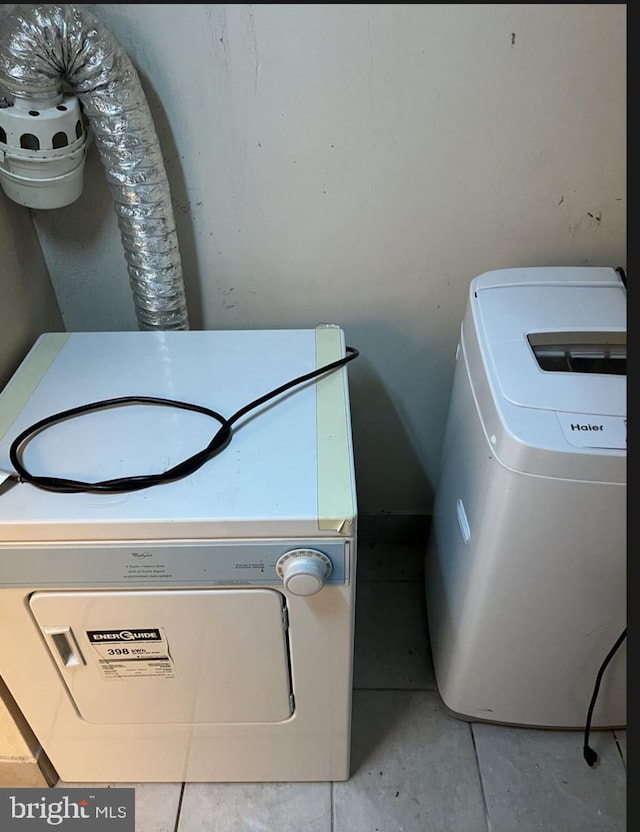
top-left (425, 266), bottom-right (626, 729)
top-left (0, 326), bottom-right (357, 783)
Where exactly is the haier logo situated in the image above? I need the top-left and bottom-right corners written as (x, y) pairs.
top-left (1, 789), bottom-right (134, 830)
top-left (556, 412), bottom-right (626, 450)
top-left (87, 629), bottom-right (162, 643)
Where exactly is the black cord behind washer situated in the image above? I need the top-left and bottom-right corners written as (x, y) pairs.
top-left (583, 628), bottom-right (627, 767)
top-left (9, 346), bottom-right (359, 494)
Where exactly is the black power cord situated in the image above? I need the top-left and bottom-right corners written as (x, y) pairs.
top-left (583, 628), bottom-right (627, 767)
top-left (8, 345), bottom-right (359, 494)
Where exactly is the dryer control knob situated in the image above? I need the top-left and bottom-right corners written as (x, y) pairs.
top-left (276, 549), bottom-right (333, 596)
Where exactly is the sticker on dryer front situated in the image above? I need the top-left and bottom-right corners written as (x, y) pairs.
top-left (86, 628), bottom-right (176, 679)
top-left (556, 412), bottom-right (626, 449)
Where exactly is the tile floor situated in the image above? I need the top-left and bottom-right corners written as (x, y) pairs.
top-left (58, 541), bottom-right (627, 832)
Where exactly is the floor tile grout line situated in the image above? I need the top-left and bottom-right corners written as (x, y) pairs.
top-left (469, 722), bottom-right (492, 832)
top-left (173, 782), bottom-right (185, 832)
top-left (330, 781), bottom-right (335, 832)
top-left (613, 730), bottom-right (626, 769)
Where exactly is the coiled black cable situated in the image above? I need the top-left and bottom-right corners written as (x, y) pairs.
top-left (9, 345), bottom-right (359, 494)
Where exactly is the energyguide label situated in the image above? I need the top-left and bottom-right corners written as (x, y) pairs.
top-left (86, 628), bottom-right (176, 680)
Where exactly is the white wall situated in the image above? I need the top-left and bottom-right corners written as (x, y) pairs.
top-left (1, 4), bottom-right (626, 513)
top-left (0, 200), bottom-right (64, 389)
top-left (0, 164), bottom-right (63, 791)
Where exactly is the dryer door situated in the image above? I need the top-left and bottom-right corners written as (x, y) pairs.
top-left (29, 588), bottom-right (293, 725)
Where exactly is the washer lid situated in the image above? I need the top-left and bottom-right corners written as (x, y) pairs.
top-left (463, 267), bottom-right (627, 478)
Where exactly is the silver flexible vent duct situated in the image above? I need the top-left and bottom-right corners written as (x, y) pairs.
top-left (0, 4), bottom-right (189, 330)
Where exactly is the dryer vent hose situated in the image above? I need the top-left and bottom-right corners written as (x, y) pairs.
top-left (0, 4), bottom-right (189, 331)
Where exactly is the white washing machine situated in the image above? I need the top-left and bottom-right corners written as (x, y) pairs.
top-left (0, 325), bottom-right (357, 783)
top-left (425, 266), bottom-right (626, 729)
